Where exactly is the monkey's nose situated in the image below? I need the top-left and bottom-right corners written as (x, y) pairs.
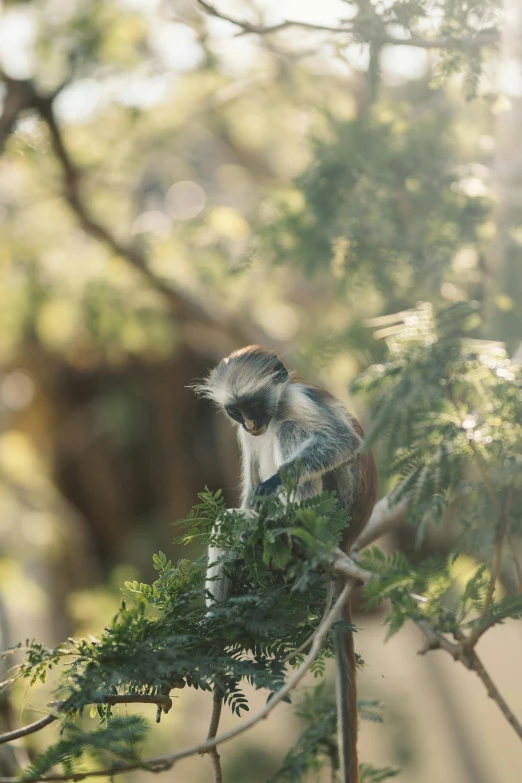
top-left (244, 418), bottom-right (257, 431)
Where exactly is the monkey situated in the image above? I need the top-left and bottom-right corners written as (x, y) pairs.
top-left (195, 345), bottom-right (378, 783)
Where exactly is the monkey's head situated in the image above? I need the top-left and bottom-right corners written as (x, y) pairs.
top-left (195, 345), bottom-right (289, 436)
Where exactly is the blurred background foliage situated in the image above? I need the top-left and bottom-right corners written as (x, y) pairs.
top-left (0, 0), bottom-right (521, 780)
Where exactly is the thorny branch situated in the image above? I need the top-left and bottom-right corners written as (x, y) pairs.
top-left (196, 0), bottom-right (499, 51)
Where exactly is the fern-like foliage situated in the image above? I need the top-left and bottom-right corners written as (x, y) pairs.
top-left (4, 479), bottom-right (349, 777)
top-left (5, 302), bottom-right (522, 781)
top-left (352, 302), bottom-right (522, 552)
top-left (21, 717), bottom-right (148, 781)
top-left (270, 683), bottom-right (396, 782)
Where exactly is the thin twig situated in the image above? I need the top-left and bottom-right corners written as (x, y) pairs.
top-left (465, 649), bottom-right (522, 741)
top-left (416, 621), bottom-right (522, 741)
top-left (201, 688), bottom-right (223, 783)
top-left (0, 585), bottom-right (352, 783)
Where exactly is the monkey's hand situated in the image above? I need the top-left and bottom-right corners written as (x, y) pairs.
top-left (254, 473), bottom-right (282, 499)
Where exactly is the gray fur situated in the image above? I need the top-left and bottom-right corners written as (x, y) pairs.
top-left (198, 346), bottom-right (364, 603)
top-left (198, 345), bottom-right (374, 783)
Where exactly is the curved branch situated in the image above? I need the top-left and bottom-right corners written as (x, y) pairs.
top-left (352, 496), bottom-right (406, 552)
top-left (0, 714), bottom-right (58, 746)
top-left (33, 96), bottom-right (202, 323)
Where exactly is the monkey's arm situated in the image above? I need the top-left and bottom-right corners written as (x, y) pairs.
top-left (256, 420), bottom-right (361, 496)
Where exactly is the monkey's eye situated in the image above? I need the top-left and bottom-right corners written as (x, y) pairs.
top-left (226, 406), bottom-right (242, 422)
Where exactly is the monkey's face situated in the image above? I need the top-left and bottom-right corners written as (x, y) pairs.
top-left (225, 396), bottom-right (273, 436)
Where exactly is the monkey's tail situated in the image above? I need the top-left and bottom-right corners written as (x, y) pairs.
top-left (335, 596), bottom-right (359, 783)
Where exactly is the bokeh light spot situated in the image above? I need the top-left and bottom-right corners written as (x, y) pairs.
top-left (1, 371), bottom-right (35, 410)
top-left (165, 181), bottom-right (206, 221)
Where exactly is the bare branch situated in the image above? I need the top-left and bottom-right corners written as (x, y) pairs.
top-left (416, 619), bottom-right (461, 658)
top-left (197, 0), bottom-right (346, 36)
top-left (332, 552), bottom-right (374, 583)
top-left (416, 621), bottom-right (522, 741)
top-left (352, 496), bottom-right (407, 552)
top-left (28, 89), bottom-right (260, 357)
top-left (0, 73), bottom-right (69, 154)
top-left (33, 96), bottom-right (203, 322)
top-left (196, 0), bottom-right (499, 50)
top-left (0, 72), bottom-right (200, 324)
top-left (0, 714), bottom-right (58, 746)
top-left (0, 584), bottom-right (353, 783)
top-left (465, 649), bottom-right (522, 741)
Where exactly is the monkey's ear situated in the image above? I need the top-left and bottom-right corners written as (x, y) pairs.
top-left (273, 359), bottom-right (289, 383)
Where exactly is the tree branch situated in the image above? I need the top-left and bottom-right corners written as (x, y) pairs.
top-left (0, 714), bottom-right (58, 746)
top-left (32, 96), bottom-right (204, 323)
top-left (0, 74), bottom-right (36, 153)
top-left (201, 688), bottom-right (223, 783)
top-left (464, 649), bottom-right (522, 741)
top-left (0, 584), bottom-right (353, 782)
top-left (352, 496), bottom-right (406, 552)
top-left (334, 539), bottom-right (522, 744)
top-left (196, 0), bottom-right (499, 50)
top-left (416, 621), bottom-right (522, 741)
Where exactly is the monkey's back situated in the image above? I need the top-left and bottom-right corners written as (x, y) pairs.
top-left (292, 384), bottom-right (378, 550)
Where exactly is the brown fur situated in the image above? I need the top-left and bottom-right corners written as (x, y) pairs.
top-left (342, 416), bottom-right (378, 550)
